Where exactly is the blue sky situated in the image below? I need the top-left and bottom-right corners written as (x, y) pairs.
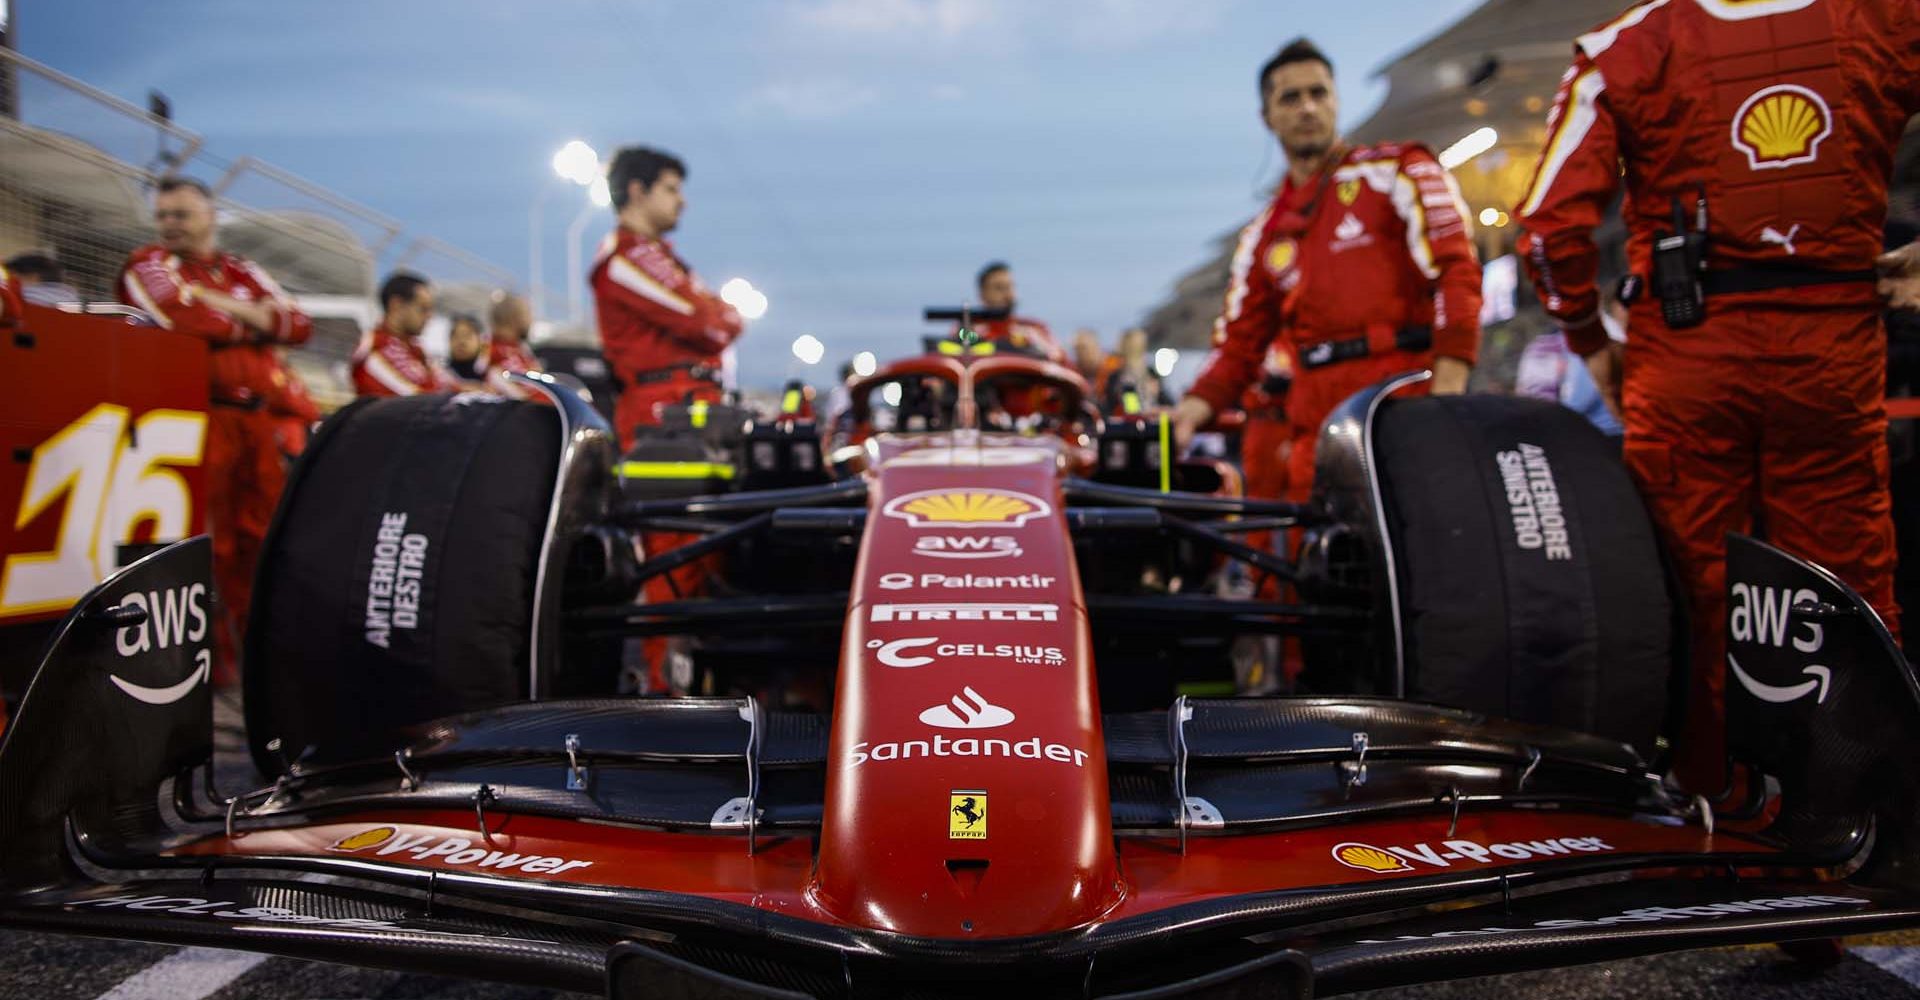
top-left (18, 0), bottom-right (1483, 387)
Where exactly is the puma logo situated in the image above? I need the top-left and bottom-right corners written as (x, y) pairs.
top-left (1760, 224), bottom-right (1800, 256)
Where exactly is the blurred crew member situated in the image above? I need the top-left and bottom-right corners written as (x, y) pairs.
top-left (5, 251), bottom-right (80, 305)
top-left (970, 261), bottom-right (1066, 364)
top-left (0, 263), bottom-right (22, 321)
top-left (352, 271), bottom-right (458, 397)
top-left (1173, 37), bottom-right (1481, 501)
top-left (590, 146), bottom-right (743, 450)
top-left (266, 348), bottom-right (320, 460)
top-left (1109, 328), bottom-right (1172, 411)
top-left (119, 176), bottom-right (314, 680)
top-left (446, 314), bottom-right (485, 382)
top-left (483, 291), bottom-right (542, 396)
top-left (1239, 343), bottom-right (1294, 569)
top-left (1072, 328), bottom-right (1106, 379)
top-left (1515, 0), bottom-right (1920, 789)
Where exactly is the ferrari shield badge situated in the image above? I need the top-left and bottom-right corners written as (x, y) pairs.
top-left (1336, 178), bottom-right (1361, 205)
top-left (1265, 239), bottom-right (1297, 275)
top-left (950, 790), bottom-right (988, 839)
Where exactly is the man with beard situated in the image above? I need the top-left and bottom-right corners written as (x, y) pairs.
top-left (351, 271), bottom-right (459, 397)
top-left (119, 176), bottom-right (313, 679)
top-left (1171, 37), bottom-right (1482, 501)
top-left (590, 146), bottom-right (744, 450)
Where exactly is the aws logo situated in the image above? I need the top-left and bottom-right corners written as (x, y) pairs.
top-left (1731, 84), bottom-right (1831, 170)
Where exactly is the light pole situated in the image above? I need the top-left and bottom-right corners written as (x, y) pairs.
top-left (566, 177), bottom-right (612, 325)
top-left (530, 140), bottom-right (599, 321)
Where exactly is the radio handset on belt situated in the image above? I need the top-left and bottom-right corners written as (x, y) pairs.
top-left (1652, 191), bottom-right (1709, 329)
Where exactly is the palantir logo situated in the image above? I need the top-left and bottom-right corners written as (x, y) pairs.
top-left (920, 687), bottom-right (1015, 729)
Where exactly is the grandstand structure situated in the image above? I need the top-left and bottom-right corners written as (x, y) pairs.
top-left (0, 49), bottom-right (520, 409)
top-left (1138, 0), bottom-right (1920, 363)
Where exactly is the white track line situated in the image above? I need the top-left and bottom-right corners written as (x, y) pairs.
top-left (94, 947), bottom-right (268, 1000)
top-left (1856, 946), bottom-right (1920, 990)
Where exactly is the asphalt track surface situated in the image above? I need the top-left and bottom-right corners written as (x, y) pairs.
top-left (6, 695), bottom-right (1920, 998)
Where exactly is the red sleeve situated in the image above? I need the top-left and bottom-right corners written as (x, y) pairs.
top-left (1395, 145), bottom-right (1482, 363)
top-left (1187, 207), bottom-right (1281, 414)
top-left (1515, 52), bottom-right (1617, 356)
top-left (235, 258), bottom-right (313, 346)
top-left (593, 244), bottom-right (743, 354)
top-left (0, 267), bottom-right (21, 323)
top-left (118, 250), bottom-right (247, 343)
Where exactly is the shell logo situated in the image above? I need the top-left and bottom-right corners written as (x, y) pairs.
top-left (1731, 84), bottom-right (1832, 170)
top-left (883, 489), bottom-right (1052, 528)
top-left (1332, 842), bottom-right (1412, 873)
top-left (330, 826), bottom-right (396, 852)
top-left (1265, 239), bottom-right (1297, 275)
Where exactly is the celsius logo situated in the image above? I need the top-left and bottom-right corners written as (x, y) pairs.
top-left (867, 637), bottom-right (1067, 668)
top-left (914, 535), bottom-right (1022, 560)
top-left (883, 489), bottom-right (1052, 528)
top-left (920, 686), bottom-right (1016, 729)
top-left (871, 636), bottom-right (939, 668)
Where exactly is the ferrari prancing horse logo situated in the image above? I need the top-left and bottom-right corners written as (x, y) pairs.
top-left (950, 790), bottom-right (987, 839)
top-left (1336, 178), bottom-right (1361, 205)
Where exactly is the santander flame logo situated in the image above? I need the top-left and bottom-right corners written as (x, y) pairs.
top-left (919, 687), bottom-right (1016, 729)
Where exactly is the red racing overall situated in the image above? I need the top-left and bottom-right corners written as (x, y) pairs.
top-left (1516, 0), bottom-right (1920, 789)
top-left (1189, 140), bottom-right (1482, 504)
top-left (589, 227), bottom-right (742, 451)
top-left (119, 243), bottom-right (313, 680)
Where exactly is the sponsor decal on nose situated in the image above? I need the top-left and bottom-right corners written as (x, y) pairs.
top-left (919, 686), bottom-right (1016, 729)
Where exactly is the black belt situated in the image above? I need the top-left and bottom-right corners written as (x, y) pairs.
top-left (210, 395), bottom-right (265, 412)
top-left (626, 363), bottom-right (720, 387)
top-left (1698, 265), bottom-right (1878, 297)
top-left (1297, 326), bottom-right (1432, 371)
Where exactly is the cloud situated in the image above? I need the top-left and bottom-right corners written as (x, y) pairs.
top-left (930, 83), bottom-right (967, 101)
top-left (741, 79), bottom-right (881, 120)
top-left (791, 0), bottom-right (1001, 38)
top-left (1064, 0), bottom-right (1234, 50)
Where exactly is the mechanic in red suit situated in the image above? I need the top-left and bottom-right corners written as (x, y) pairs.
top-left (969, 261), bottom-right (1068, 421)
top-left (1172, 37), bottom-right (1482, 499)
top-left (1515, 0), bottom-right (1920, 791)
top-left (590, 146), bottom-right (744, 451)
top-left (971, 261), bottom-right (1067, 363)
top-left (482, 291), bottom-right (543, 398)
top-left (118, 176), bottom-right (314, 681)
top-left (351, 272), bottom-right (459, 398)
top-left (0, 263), bottom-right (22, 321)
top-left (1239, 343), bottom-right (1294, 580)
top-left (590, 147), bottom-right (743, 693)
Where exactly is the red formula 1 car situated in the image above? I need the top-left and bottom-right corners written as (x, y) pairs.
top-left (1, 336), bottom-right (1918, 998)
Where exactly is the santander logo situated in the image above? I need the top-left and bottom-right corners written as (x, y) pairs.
top-left (919, 687), bottom-right (1016, 730)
